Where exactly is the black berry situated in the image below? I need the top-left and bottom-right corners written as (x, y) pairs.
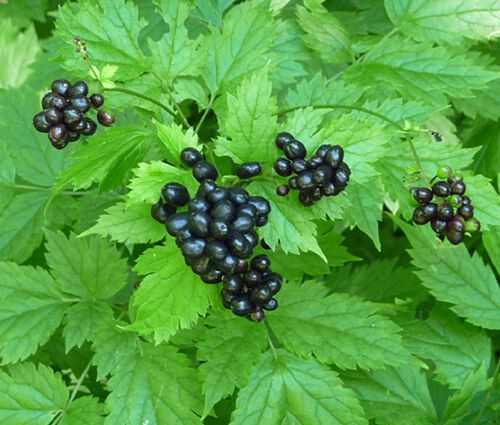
top-left (181, 147), bottom-right (203, 167)
top-left (90, 93), bottom-right (105, 108)
top-left (162, 183), bottom-right (190, 207)
top-left (97, 111), bottom-right (115, 126)
top-left (236, 162), bottom-right (262, 179)
top-left (193, 161), bottom-right (218, 182)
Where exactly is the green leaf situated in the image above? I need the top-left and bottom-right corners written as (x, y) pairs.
top-left (0, 0), bottom-right (50, 26)
top-left (297, 0), bottom-right (353, 64)
top-left (45, 231), bottom-right (128, 300)
top-left (463, 120), bottom-right (500, 179)
top-left (0, 191), bottom-right (49, 263)
top-left (385, 0), bottom-right (500, 44)
top-left (59, 396), bottom-right (106, 425)
top-left (0, 362), bottom-right (68, 425)
top-left (398, 219), bottom-right (500, 330)
top-left (63, 302), bottom-right (114, 351)
top-left (344, 177), bottom-right (384, 250)
top-left (463, 174), bottom-right (500, 229)
top-left (55, 0), bottom-right (150, 81)
top-left (327, 258), bottom-right (426, 303)
top-left (127, 160), bottom-right (197, 205)
top-left (81, 202), bottom-right (166, 244)
top-left (0, 262), bottom-right (66, 363)
top-left (192, 0), bottom-right (235, 26)
top-left (202, 1), bottom-right (276, 93)
top-left (54, 125), bottom-right (153, 193)
top-left (402, 304), bottom-right (491, 389)
top-left (130, 245), bottom-right (218, 342)
top-left (267, 281), bottom-right (416, 370)
top-left (92, 323), bottom-right (202, 425)
top-left (0, 21), bottom-right (40, 89)
top-left (216, 68), bottom-right (278, 164)
top-left (342, 365), bottom-right (436, 425)
top-left (197, 312), bottom-right (267, 417)
top-left (156, 121), bottom-right (202, 168)
top-left (484, 225), bottom-right (500, 274)
top-left (345, 37), bottom-right (496, 104)
top-left (454, 79), bottom-right (500, 121)
top-left (248, 180), bottom-right (325, 260)
top-left (231, 349), bottom-right (367, 425)
top-left (149, 0), bottom-right (201, 82)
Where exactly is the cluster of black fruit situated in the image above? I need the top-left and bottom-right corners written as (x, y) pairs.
top-left (273, 132), bottom-right (350, 206)
top-left (32, 79), bottom-right (115, 149)
top-left (412, 166), bottom-right (480, 245)
top-left (151, 147), bottom-right (282, 321)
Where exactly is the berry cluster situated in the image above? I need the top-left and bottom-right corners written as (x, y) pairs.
top-left (412, 166), bottom-right (480, 245)
top-left (273, 132), bottom-right (350, 206)
top-left (32, 79), bottom-right (115, 149)
top-left (151, 148), bottom-right (282, 321)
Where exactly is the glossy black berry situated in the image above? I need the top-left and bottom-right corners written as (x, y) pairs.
top-left (275, 132), bottom-right (294, 149)
top-left (235, 258), bottom-right (250, 273)
top-left (448, 216), bottom-right (465, 233)
top-left (231, 297), bottom-right (253, 316)
top-left (97, 111), bottom-right (115, 126)
top-left (458, 205), bottom-right (474, 219)
top-left (289, 176), bottom-right (298, 189)
top-left (151, 200), bottom-right (176, 223)
top-left (237, 203), bottom-right (258, 218)
top-left (274, 158), bottom-right (292, 177)
top-left (68, 131), bottom-right (80, 142)
top-left (413, 187), bottom-right (433, 204)
top-left (188, 211), bottom-right (211, 237)
top-left (447, 176), bottom-right (463, 185)
top-left (70, 81), bottom-right (89, 97)
top-left (232, 214), bottom-right (255, 233)
top-left (247, 196), bottom-right (271, 217)
top-left (48, 123), bottom-right (68, 144)
top-left (276, 185), bottom-right (290, 196)
top-left (412, 207), bottom-right (429, 225)
top-left (165, 212), bottom-right (189, 236)
top-left (292, 159), bottom-right (308, 174)
top-left (227, 232), bottom-right (252, 258)
top-left (450, 181), bottom-right (466, 196)
top-left (191, 256), bottom-right (212, 275)
top-left (81, 118), bottom-right (97, 136)
top-left (236, 162), bottom-right (262, 179)
top-left (209, 219), bottom-right (231, 240)
top-left (193, 161), bottom-right (218, 182)
top-left (333, 165), bottom-right (350, 185)
top-left (181, 147), bottom-right (203, 166)
top-left (207, 187), bottom-right (229, 205)
top-left (206, 240), bottom-right (228, 261)
top-left (256, 215), bottom-right (268, 227)
top-left (422, 203), bottom-right (438, 219)
top-left (211, 200), bottom-right (236, 222)
top-left (181, 238), bottom-right (207, 259)
top-left (446, 231), bottom-right (464, 245)
top-left (202, 269), bottom-right (224, 283)
top-left (242, 230), bottom-right (259, 248)
top-left (307, 154), bottom-right (324, 169)
top-left (250, 254), bottom-right (271, 272)
top-left (432, 181), bottom-right (450, 197)
top-left (63, 108), bottom-right (83, 126)
top-left (299, 190), bottom-right (315, 206)
top-left (162, 183), bottom-right (189, 207)
top-left (249, 309), bottom-right (265, 322)
top-left (188, 197), bottom-right (210, 213)
top-left (197, 180), bottom-right (217, 198)
top-left (316, 144), bottom-right (331, 158)
top-left (176, 228), bottom-right (194, 245)
top-left (263, 298), bottom-right (278, 311)
top-left (44, 108), bottom-right (63, 124)
top-left (223, 274), bottom-right (243, 293)
top-left (90, 93), bottom-right (105, 108)
top-left (244, 270), bottom-right (262, 287)
top-left (437, 203), bottom-right (454, 220)
top-left (431, 218), bottom-right (447, 234)
top-left (313, 166), bottom-right (333, 186)
top-left (461, 196), bottom-right (471, 206)
top-left (325, 145), bottom-right (344, 168)
top-left (42, 92), bottom-right (68, 110)
top-left (250, 286), bottom-right (272, 304)
top-left (311, 187), bottom-right (322, 202)
top-left (221, 289), bottom-right (237, 308)
top-left (265, 274), bottom-right (282, 295)
top-left (51, 79), bottom-right (72, 97)
top-left (70, 96), bottom-right (91, 113)
top-left (283, 140), bottom-right (307, 160)
top-left (228, 187), bottom-right (250, 206)
top-left (296, 171), bottom-right (315, 191)
top-left (215, 254), bottom-right (239, 273)
top-left (33, 112), bottom-right (51, 132)
top-left (69, 119), bottom-right (87, 132)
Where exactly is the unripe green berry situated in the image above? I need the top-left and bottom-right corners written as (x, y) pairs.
top-left (449, 194), bottom-right (463, 208)
top-left (436, 165), bottom-right (453, 179)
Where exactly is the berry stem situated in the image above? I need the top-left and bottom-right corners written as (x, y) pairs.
top-left (406, 136), bottom-right (429, 180)
top-left (276, 103), bottom-right (405, 131)
top-left (3, 183), bottom-right (86, 196)
top-left (263, 319), bottom-right (279, 359)
top-left (104, 87), bottom-right (177, 118)
top-left (195, 93), bottom-right (215, 134)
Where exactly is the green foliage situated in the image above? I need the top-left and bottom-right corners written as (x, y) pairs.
top-left (1, 0), bottom-right (499, 423)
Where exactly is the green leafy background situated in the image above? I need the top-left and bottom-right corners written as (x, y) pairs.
top-left (0, 0), bottom-right (499, 423)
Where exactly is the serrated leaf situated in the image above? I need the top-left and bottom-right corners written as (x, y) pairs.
top-left (342, 364), bottom-right (436, 425)
top-left (54, 126), bottom-right (153, 192)
top-left (45, 231), bottom-right (128, 300)
top-left (0, 362), bottom-right (69, 425)
top-left (156, 121), bottom-right (202, 167)
top-left (216, 69), bottom-right (278, 164)
top-left (327, 258), bottom-right (426, 303)
top-left (231, 349), bottom-right (367, 425)
top-left (202, 1), bottom-right (276, 93)
top-left (397, 219), bottom-right (500, 329)
top-left (192, 0), bottom-right (235, 26)
top-left (345, 37), bottom-right (496, 104)
top-left (484, 225), bottom-right (500, 274)
top-left (55, 0), bottom-right (150, 80)
top-left (385, 0), bottom-right (500, 44)
top-left (463, 119), bottom-right (500, 179)
top-left (81, 202), bottom-right (165, 244)
top-left (130, 245), bottom-right (218, 342)
top-left (0, 21), bottom-right (40, 89)
top-left (454, 78), bottom-right (500, 121)
top-left (127, 160), bottom-right (197, 205)
top-left (0, 191), bottom-right (49, 263)
top-left (0, 262), bottom-right (67, 363)
top-left (402, 304), bottom-right (491, 389)
top-left (297, 0), bottom-right (353, 64)
top-left (0, 0), bottom-right (50, 27)
top-left (63, 302), bottom-right (114, 351)
top-left (149, 0), bottom-right (201, 82)
top-left (344, 177), bottom-right (384, 249)
top-left (92, 323), bottom-right (202, 425)
top-left (248, 180), bottom-right (325, 260)
top-left (267, 280), bottom-right (416, 370)
top-left (464, 174), bottom-right (500, 229)
top-left (197, 312), bottom-right (267, 416)
top-left (59, 396), bottom-right (106, 425)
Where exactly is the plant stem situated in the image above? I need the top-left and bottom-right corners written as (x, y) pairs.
top-left (276, 103), bottom-right (405, 131)
top-left (195, 94), bottom-right (215, 134)
top-left (104, 87), bottom-right (177, 118)
top-left (2, 182), bottom-right (86, 196)
top-left (406, 136), bottom-right (430, 180)
top-left (263, 320), bottom-right (279, 359)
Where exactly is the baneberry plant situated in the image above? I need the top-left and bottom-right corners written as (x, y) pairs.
top-left (0, 1), bottom-right (499, 424)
